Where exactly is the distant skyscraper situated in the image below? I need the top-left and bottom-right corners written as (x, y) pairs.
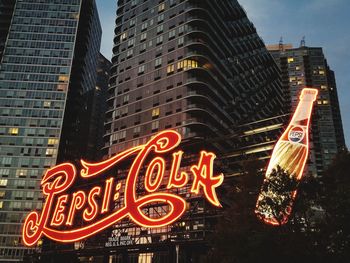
top-left (0, 0), bottom-right (15, 62)
top-left (103, 0), bottom-right (285, 261)
top-left (84, 53), bottom-right (112, 161)
top-left (0, 0), bottom-right (101, 261)
top-left (268, 44), bottom-right (346, 176)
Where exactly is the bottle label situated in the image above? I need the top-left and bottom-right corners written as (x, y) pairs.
top-left (288, 126), bottom-right (305, 143)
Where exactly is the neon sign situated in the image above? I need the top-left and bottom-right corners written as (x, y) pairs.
top-left (22, 130), bottom-right (224, 246)
top-left (255, 88), bottom-right (318, 225)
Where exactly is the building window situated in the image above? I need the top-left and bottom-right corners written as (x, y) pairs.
top-left (157, 14), bottom-right (164, 23)
top-left (152, 108), bottom-right (160, 118)
top-left (48, 138), bottom-right (59, 146)
top-left (141, 22), bottom-right (148, 32)
top-left (152, 121), bottom-right (159, 131)
top-left (120, 32), bottom-right (128, 41)
top-left (131, 0), bottom-right (138, 7)
top-left (123, 95), bottom-right (130, 104)
top-left (138, 65), bottom-right (145, 75)
top-left (58, 75), bottom-right (69, 82)
top-left (43, 101), bottom-right (51, 108)
top-left (134, 126), bottom-right (141, 134)
top-left (128, 38), bottom-right (135, 47)
top-left (177, 59), bottom-right (198, 71)
top-left (287, 57), bottom-right (294, 63)
top-left (0, 179), bottom-right (8, 187)
top-left (126, 49), bottom-right (133, 58)
top-left (169, 29), bottom-right (176, 39)
top-left (130, 19), bottom-right (136, 27)
top-left (141, 32), bottom-right (147, 42)
top-left (138, 43), bottom-right (145, 54)
top-left (155, 58), bottom-right (162, 68)
top-left (167, 64), bottom-right (175, 74)
top-left (46, 149), bottom-right (57, 156)
top-left (156, 36), bottom-right (163, 45)
top-left (16, 169), bottom-right (27, 177)
top-left (178, 37), bottom-right (184, 47)
top-left (8, 128), bottom-right (19, 135)
top-left (158, 3), bottom-right (165, 12)
top-left (157, 24), bottom-right (164, 34)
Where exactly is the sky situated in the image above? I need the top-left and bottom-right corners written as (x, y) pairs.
top-left (96, 0), bottom-right (350, 148)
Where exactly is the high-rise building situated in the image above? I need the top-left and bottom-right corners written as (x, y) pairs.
top-left (0, 0), bottom-right (15, 62)
top-left (102, 0), bottom-right (285, 261)
top-left (0, 0), bottom-right (101, 261)
top-left (84, 53), bottom-right (112, 161)
top-left (268, 44), bottom-right (346, 176)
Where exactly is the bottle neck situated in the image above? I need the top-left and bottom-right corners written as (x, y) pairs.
top-left (290, 89), bottom-right (318, 126)
top-left (290, 99), bottom-right (314, 126)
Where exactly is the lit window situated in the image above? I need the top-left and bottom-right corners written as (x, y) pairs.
top-left (321, 85), bottom-right (328, 90)
top-left (167, 64), bottom-right (175, 74)
top-left (295, 66), bottom-right (300, 70)
top-left (289, 77), bottom-right (296, 82)
top-left (58, 75), bottom-right (69, 83)
top-left (152, 108), bottom-right (160, 117)
top-left (177, 59), bottom-right (198, 71)
top-left (0, 201), bottom-right (3, 209)
top-left (0, 179), bottom-right (8, 187)
top-left (323, 100), bottom-right (329, 105)
top-left (0, 191), bottom-right (5, 198)
top-left (48, 138), bottom-right (59, 145)
top-left (287, 57), bottom-right (294, 63)
top-left (319, 70), bottom-right (325, 75)
top-left (46, 149), bottom-right (57, 156)
top-left (57, 84), bottom-right (67, 91)
top-left (16, 169), bottom-right (27, 177)
top-left (120, 32), bottom-right (128, 41)
top-left (8, 128), bottom-right (18, 135)
top-left (158, 3), bottom-right (165, 12)
top-left (43, 101), bottom-right (51, 108)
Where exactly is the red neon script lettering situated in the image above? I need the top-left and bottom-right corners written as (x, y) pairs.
top-left (22, 130), bottom-right (224, 246)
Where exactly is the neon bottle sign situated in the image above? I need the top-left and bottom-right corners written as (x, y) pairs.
top-left (22, 130), bottom-right (224, 246)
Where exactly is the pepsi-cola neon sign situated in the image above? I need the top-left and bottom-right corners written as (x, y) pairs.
top-left (22, 130), bottom-right (224, 246)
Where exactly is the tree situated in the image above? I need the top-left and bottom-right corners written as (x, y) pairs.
top-left (318, 151), bottom-right (350, 261)
top-left (206, 152), bottom-right (350, 263)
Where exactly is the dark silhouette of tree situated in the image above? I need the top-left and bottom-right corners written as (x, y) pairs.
top-left (206, 152), bottom-right (350, 263)
top-left (318, 151), bottom-right (350, 261)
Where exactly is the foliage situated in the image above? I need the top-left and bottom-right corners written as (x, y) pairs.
top-left (206, 152), bottom-right (350, 263)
